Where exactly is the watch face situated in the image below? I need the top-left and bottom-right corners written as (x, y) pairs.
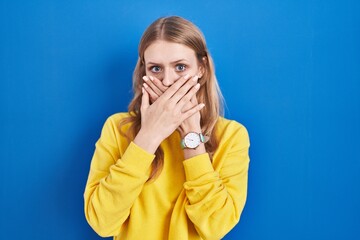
top-left (184, 132), bottom-right (201, 149)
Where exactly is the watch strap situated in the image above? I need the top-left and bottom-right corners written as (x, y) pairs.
top-left (180, 139), bottom-right (186, 149)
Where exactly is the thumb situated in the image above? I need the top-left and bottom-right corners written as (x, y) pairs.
top-left (141, 87), bottom-right (150, 110)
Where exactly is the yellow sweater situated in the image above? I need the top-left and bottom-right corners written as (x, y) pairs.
top-left (84, 113), bottom-right (250, 240)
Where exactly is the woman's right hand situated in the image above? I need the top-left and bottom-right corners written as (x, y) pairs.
top-left (133, 74), bottom-right (205, 154)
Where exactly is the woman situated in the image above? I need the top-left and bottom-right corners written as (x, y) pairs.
top-left (84, 16), bottom-right (250, 240)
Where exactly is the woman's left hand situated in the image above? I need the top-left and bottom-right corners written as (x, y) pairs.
top-left (142, 76), bottom-right (168, 103)
top-left (142, 75), bottom-right (202, 137)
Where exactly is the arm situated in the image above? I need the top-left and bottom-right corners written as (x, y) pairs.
top-left (183, 124), bottom-right (250, 239)
top-left (142, 75), bottom-right (250, 238)
top-left (85, 75), bottom-right (202, 237)
top-left (83, 117), bottom-right (155, 237)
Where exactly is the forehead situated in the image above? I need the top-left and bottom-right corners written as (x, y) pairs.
top-left (144, 40), bottom-right (197, 63)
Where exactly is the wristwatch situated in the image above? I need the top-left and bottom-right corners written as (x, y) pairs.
top-left (180, 132), bottom-right (205, 149)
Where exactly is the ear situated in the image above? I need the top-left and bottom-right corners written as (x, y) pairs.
top-left (198, 66), bottom-right (204, 78)
top-left (198, 57), bottom-right (207, 78)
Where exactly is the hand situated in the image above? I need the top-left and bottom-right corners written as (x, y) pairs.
top-left (177, 93), bottom-right (202, 138)
top-left (143, 75), bottom-right (202, 138)
top-left (142, 76), bottom-right (168, 103)
top-left (134, 75), bottom-right (205, 153)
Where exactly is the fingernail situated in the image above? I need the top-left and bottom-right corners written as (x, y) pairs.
top-left (192, 75), bottom-right (199, 82)
top-left (143, 83), bottom-right (148, 88)
top-left (184, 74), bottom-right (190, 80)
top-left (142, 76), bottom-right (148, 81)
top-left (149, 76), bottom-right (154, 81)
top-left (199, 103), bottom-right (205, 108)
top-left (195, 83), bottom-right (200, 89)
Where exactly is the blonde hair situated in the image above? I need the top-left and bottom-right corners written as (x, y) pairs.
top-left (120, 16), bottom-right (224, 180)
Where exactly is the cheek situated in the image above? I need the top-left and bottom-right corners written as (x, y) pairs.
top-left (146, 70), bottom-right (164, 79)
top-left (144, 69), bottom-right (154, 76)
top-left (184, 66), bottom-right (198, 76)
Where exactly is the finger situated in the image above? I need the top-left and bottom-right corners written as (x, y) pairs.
top-left (161, 74), bottom-right (192, 100)
top-left (143, 76), bottom-right (163, 96)
top-left (141, 87), bottom-right (149, 110)
top-left (170, 75), bottom-right (199, 105)
top-left (181, 103), bottom-right (205, 121)
top-left (149, 76), bottom-right (168, 92)
top-left (143, 83), bottom-right (160, 103)
top-left (182, 94), bottom-right (197, 112)
top-left (176, 83), bottom-right (200, 111)
top-left (181, 100), bottom-right (193, 112)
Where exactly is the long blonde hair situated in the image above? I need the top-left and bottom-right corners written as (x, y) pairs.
top-left (120, 16), bottom-right (224, 180)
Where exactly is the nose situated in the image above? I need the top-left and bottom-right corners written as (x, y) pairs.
top-left (162, 68), bottom-right (178, 87)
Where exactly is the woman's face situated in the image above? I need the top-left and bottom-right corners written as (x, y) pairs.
top-left (144, 40), bottom-right (203, 87)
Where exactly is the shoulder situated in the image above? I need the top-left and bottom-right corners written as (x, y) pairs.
top-left (215, 116), bottom-right (250, 147)
top-left (100, 112), bottom-right (133, 138)
top-left (106, 112), bottom-right (132, 124)
top-left (102, 112), bottom-right (134, 130)
top-left (97, 112), bottom-right (134, 152)
top-left (216, 116), bottom-right (249, 138)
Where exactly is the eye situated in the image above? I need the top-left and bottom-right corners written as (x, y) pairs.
top-left (150, 66), bottom-right (162, 73)
top-left (175, 64), bottom-right (187, 72)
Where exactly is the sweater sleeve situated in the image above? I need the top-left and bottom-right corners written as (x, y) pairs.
top-left (83, 116), bottom-right (155, 237)
top-left (183, 124), bottom-right (250, 240)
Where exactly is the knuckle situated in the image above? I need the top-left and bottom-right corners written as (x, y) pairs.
top-left (178, 77), bottom-right (188, 86)
top-left (164, 104), bottom-right (173, 112)
top-left (177, 88), bottom-right (186, 96)
top-left (186, 80), bottom-right (194, 86)
top-left (157, 98), bottom-right (165, 105)
top-left (182, 94), bottom-right (191, 102)
top-left (173, 82), bottom-right (182, 90)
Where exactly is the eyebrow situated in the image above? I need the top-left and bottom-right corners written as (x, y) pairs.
top-left (146, 59), bottom-right (188, 65)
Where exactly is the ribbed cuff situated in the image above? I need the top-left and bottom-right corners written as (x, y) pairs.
top-left (183, 153), bottom-right (214, 180)
top-left (118, 141), bottom-right (155, 173)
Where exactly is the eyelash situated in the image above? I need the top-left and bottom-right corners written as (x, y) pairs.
top-left (149, 64), bottom-right (187, 73)
top-left (175, 64), bottom-right (187, 72)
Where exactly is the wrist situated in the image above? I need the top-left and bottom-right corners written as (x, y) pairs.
top-left (133, 128), bottom-right (163, 154)
top-left (183, 142), bottom-right (206, 160)
top-left (180, 131), bottom-right (205, 151)
top-left (179, 125), bottom-right (202, 138)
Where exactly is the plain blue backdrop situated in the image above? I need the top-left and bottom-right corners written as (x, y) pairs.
top-left (1, 0), bottom-right (359, 239)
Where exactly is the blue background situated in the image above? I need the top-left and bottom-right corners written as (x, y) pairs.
top-left (1, 0), bottom-right (359, 239)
